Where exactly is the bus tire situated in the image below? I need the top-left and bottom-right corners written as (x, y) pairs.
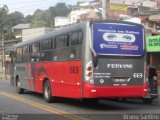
top-left (142, 98), bottom-right (153, 104)
top-left (16, 77), bottom-right (24, 94)
top-left (43, 80), bottom-right (55, 103)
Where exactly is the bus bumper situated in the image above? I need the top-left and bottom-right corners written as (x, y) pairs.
top-left (83, 82), bottom-right (148, 98)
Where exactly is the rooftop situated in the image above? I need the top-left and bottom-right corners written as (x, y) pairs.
top-left (12, 23), bottom-right (31, 30)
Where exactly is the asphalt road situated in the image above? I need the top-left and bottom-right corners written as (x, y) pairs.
top-left (0, 80), bottom-right (160, 120)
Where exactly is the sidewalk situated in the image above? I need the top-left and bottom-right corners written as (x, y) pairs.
top-left (0, 74), bottom-right (10, 80)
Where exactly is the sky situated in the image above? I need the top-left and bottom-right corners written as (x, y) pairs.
top-left (0, 0), bottom-right (88, 16)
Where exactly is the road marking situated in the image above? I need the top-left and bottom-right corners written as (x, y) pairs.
top-left (0, 92), bottom-right (88, 120)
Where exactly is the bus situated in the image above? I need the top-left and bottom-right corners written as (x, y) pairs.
top-left (10, 20), bottom-right (148, 103)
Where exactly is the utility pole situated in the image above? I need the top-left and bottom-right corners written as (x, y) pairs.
top-left (1, 25), bottom-right (5, 79)
top-left (102, 0), bottom-right (107, 20)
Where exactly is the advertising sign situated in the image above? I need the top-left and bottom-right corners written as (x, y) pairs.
top-left (92, 22), bottom-right (144, 56)
top-left (146, 36), bottom-right (160, 52)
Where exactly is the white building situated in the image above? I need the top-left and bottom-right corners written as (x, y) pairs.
top-left (69, 1), bottom-right (101, 24)
top-left (69, 9), bottom-right (90, 24)
top-left (54, 17), bottom-right (70, 28)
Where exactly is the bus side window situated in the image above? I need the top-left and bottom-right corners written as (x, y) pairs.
top-left (78, 31), bottom-right (83, 44)
top-left (16, 47), bottom-right (22, 63)
top-left (41, 39), bottom-right (52, 51)
top-left (71, 31), bottom-right (82, 46)
top-left (41, 40), bottom-right (48, 51)
top-left (22, 45), bottom-right (30, 63)
top-left (31, 42), bottom-right (40, 62)
top-left (56, 35), bottom-right (68, 49)
top-left (71, 32), bottom-right (78, 46)
top-left (52, 38), bottom-right (56, 49)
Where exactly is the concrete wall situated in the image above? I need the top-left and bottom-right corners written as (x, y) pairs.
top-left (22, 27), bottom-right (53, 41)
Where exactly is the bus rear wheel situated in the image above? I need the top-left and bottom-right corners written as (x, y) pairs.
top-left (16, 78), bottom-right (24, 94)
top-left (43, 80), bottom-right (56, 103)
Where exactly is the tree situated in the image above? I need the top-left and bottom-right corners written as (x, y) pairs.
top-left (49, 3), bottom-right (70, 17)
top-left (26, 2), bottom-right (71, 28)
top-left (3, 11), bottom-right (24, 40)
top-left (0, 5), bottom-right (8, 24)
top-left (4, 29), bottom-right (15, 40)
top-left (32, 9), bottom-right (51, 27)
top-left (25, 15), bottom-right (33, 23)
top-left (5, 11), bottom-right (25, 28)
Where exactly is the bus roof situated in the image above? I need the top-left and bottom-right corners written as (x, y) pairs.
top-left (13, 21), bottom-right (88, 48)
top-left (13, 20), bottom-right (143, 48)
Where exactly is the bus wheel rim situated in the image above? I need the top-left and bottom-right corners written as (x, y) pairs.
top-left (17, 81), bottom-right (20, 88)
top-left (45, 86), bottom-right (50, 99)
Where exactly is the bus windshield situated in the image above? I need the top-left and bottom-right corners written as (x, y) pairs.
top-left (92, 22), bottom-right (145, 56)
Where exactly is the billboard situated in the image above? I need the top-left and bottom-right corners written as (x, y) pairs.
top-left (146, 35), bottom-right (160, 52)
top-left (92, 22), bottom-right (144, 56)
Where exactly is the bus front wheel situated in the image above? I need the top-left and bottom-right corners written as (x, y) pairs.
top-left (16, 78), bottom-right (24, 94)
top-left (43, 80), bottom-right (55, 103)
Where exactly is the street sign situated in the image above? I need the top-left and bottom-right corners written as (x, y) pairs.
top-left (146, 35), bottom-right (160, 52)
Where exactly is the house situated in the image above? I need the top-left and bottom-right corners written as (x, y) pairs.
top-left (12, 23), bottom-right (31, 41)
top-left (22, 27), bottom-right (53, 41)
top-left (69, 1), bottom-right (101, 24)
top-left (54, 17), bottom-right (70, 28)
top-left (109, 0), bottom-right (157, 8)
top-left (0, 39), bottom-right (20, 76)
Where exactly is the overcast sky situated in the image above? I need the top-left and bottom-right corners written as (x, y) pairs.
top-left (0, 0), bottom-right (88, 16)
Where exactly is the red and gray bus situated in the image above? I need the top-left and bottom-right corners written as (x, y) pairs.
top-left (10, 20), bottom-right (148, 103)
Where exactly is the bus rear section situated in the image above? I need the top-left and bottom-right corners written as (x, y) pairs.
top-left (83, 21), bottom-right (148, 98)
top-left (83, 57), bottom-right (148, 98)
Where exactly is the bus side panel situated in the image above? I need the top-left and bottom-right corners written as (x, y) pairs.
top-left (15, 63), bottom-right (33, 90)
top-left (52, 61), bottom-right (82, 98)
top-left (33, 61), bottom-right (82, 98)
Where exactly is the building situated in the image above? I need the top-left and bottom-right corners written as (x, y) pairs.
top-left (12, 23), bottom-right (31, 41)
top-left (0, 40), bottom-right (20, 76)
top-left (109, 0), bottom-right (157, 8)
top-left (54, 17), bottom-right (70, 28)
top-left (22, 27), bottom-right (53, 41)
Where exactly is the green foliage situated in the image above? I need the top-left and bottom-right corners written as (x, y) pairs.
top-left (25, 15), bottom-right (33, 23)
top-left (0, 2), bottom-right (71, 40)
top-left (5, 11), bottom-right (25, 28)
top-left (0, 5), bottom-right (8, 22)
top-left (31, 9), bottom-right (51, 27)
top-left (4, 28), bottom-right (15, 40)
top-left (31, 3), bottom-right (71, 27)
